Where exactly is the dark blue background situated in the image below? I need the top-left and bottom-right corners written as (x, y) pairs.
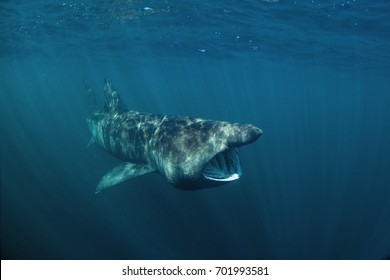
top-left (1, 0), bottom-right (389, 259)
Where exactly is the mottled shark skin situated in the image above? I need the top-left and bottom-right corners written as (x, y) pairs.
top-left (86, 80), bottom-right (262, 193)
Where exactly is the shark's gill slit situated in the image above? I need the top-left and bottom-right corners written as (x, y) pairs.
top-left (202, 148), bottom-right (241, 181)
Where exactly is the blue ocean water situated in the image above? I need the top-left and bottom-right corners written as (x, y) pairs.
top-left (1, 0), bottom-right (389, 260)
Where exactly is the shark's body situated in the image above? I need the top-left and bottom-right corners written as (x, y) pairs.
top-left (86, 80), bottom-right (262, 193)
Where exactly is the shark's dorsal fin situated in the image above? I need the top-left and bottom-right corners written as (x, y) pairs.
top-left (103, 79), bottom-right (127, 113)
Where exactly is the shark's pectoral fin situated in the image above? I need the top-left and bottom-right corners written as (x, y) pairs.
top-left (96, 163), bottom-right (155, 194)
top-left (86, 138), bottom-right (95, 148)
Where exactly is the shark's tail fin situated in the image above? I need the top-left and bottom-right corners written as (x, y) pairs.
top-left (84, 79), bottom-right (96, 113)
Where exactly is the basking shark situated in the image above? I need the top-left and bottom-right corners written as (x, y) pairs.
top-left (85, 80), bottom-right (262, 193)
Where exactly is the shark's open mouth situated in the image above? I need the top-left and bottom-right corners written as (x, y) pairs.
top-left (202, 148), bottom-right (242, 182)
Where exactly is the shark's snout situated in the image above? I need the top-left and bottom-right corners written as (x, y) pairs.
top-left (246, 124), bottom-right (262, 143)
top-left (226, 123), bottom-right (262, 147)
